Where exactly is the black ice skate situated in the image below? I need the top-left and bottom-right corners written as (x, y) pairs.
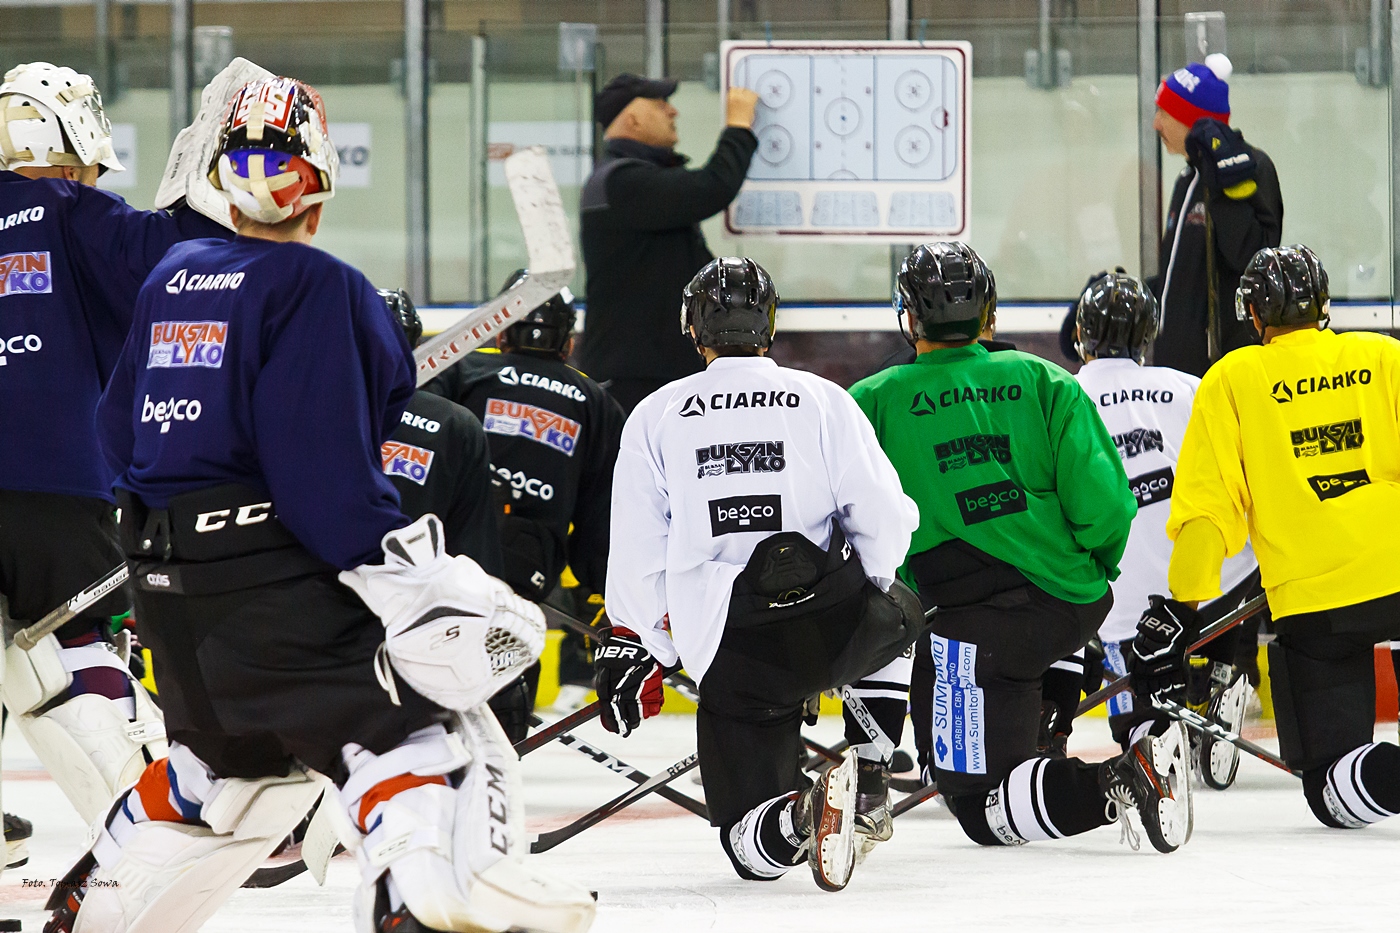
top-left (1201, 665), bottom-right (1253, 791)
top-left (5, 812), bottom-right (31, 868)
top-left (853, 759), bottom-right (893, 861)
top-left (794, 754), bottom-right (858, 891)
top-left (369, 877), bottom-right (449, 933)
top-left (1036, 700), bottom-right (1070, 759)
top-left (42, 850), bottom-right (97, 933)
top-left (1099, 721), bottom-right (1194, 854)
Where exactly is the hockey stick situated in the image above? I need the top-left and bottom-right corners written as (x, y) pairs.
top-left (891, 781), bottom-right (941, 818)
top-left (515, 701), bottom-right (602, 757)
top-left (526, 714), bottom-right (709, 819)
top-left (12, 563), bottom-right (130, 651)
top-left (414, 147), bottom-right (574, 387)
top-left (1150, 697), bottom-right (1299, 777)
top-left (530, 752), bottom-right (700, 854)
top-left (1075, 592), bottom-right (1268, 717)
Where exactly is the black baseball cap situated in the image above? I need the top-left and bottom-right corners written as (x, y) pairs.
top-left (595, 73), bottom-right (678, 127)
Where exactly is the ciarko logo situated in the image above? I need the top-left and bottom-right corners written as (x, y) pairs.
top-left (910, 390), bottom-right (937, 416)
top-left (498, 365), bottom-right (521, 386)
top-left (679, 394), bottom-right (706, 418)
top-left (1270, 380), bottom-right (1294, 404)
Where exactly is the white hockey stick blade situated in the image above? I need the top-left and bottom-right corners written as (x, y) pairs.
top-left (414, 146), bottom-right (575, 387)
top-left (155, 56), bottom-right (275, 229)
top-left (301, 780), bottom-right (342, 886)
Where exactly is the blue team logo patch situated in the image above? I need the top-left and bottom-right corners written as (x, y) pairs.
top-left (930, 634), bottom-right (986, 774)
top-left (148, 321), bottom-right (229, 369)
top-left (381, 441), bottom-right (434, 485)
top-left (0, 251), bottom-right (52, 297)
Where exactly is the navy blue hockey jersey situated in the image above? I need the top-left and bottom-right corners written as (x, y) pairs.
top-left (0, 171), bottom-right (228, 500)
top-left (96, 236), bottom-right (413, 569)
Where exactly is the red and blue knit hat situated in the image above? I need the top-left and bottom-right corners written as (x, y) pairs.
top-left (1156, 53), bottom-right (1232, 126)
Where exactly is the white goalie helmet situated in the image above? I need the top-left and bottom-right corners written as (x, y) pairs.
top-left (0, 62), bottom-right (124, 173)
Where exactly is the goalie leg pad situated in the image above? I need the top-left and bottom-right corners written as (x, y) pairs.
top-left (345, 710), bottom-right (595, 933)
top-left (66, 751), bottom-right (319, 933)
top-left (3, 633), bottom-right (71, 714)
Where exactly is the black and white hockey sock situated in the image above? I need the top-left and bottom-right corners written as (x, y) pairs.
top-left (1305, 743), bottom-right (1400, 829)
top-left (722, 792), bottom-right (803, 881)
top-left (976, 758), bottom-right (1114, 846)
top-left (842, 654), bottom-right (912, 764)
top-left (1040, 650), bottom-right (1086, 744)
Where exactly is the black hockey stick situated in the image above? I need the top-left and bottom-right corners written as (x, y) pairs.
top-left (514, 701), bottom-right (602, 757)
top-left (891, 781), bottom-right (941, 817)
top-left (527, 714), bottom-right (709, 818)
top-left (1076, 593), bottom-right (1268, 717)
top-left (530, 752), bottom-right (700, 853)
top-left (1150, 697), bottom-right (1299, 777)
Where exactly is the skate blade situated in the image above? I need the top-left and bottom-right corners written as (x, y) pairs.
top-left (811, 756), bottom-right (857, 891)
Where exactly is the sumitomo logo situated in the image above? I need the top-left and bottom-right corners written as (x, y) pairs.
top-left (708, 495), bottom-right (783, 536)
top-left (165, 269), bottom-right (245, 295)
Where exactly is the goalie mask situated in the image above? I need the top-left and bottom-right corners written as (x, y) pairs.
top-left (0, 62), bottom-right (124, 173)
top-left (208, 76), bottom-right (337, 224)
top-left (1236, 245), bottom-right (1330, 330)
top-left (681, 256), bottom-right (780, 351)
top-left (497, 268), bottom-right (576, 356)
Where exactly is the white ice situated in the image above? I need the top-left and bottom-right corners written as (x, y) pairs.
top-left (0, 714), bottom-right (1394, 932)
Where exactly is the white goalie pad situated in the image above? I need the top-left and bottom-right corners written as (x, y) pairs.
top-left (72, 769), bottom-right (320, 933)
top-left (155, 56), bottom-right (274, 230)
top-left (340, 515), bottom-right (545, 712)
top-left (4, 636), bottom-right (166, 824)
top-left (347, 710), bottom-right (595, 933)
top-left (414, 147), bottom-right (575, 386)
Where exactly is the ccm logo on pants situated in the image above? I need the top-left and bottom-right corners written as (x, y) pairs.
top-left (708, 495), bottom-right (783, 536)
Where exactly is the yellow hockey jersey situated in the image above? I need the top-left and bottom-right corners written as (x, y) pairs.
top-left (1167, 327), bottom-right (1400, 619)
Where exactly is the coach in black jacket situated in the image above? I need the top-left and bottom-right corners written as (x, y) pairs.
top-left (578, 74), bottom-right (759, 412)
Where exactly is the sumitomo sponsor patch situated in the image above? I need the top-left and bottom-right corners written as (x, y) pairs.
top-left (0, 251), bottom-right (52, 297)
top-left (381, 441), bottom-right (434, 485)
top-left (147, 321), bottom-right (229, 369)
top-left (482, 398), bottom-right (580, 455)
top-left (930, 634), bottom-right (985, 775)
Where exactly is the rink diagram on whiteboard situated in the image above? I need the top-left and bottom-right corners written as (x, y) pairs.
top-left (722, 41), bottom-right (970, 240)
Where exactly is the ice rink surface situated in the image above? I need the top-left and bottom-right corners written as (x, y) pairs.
top-left (0, 714), bottom-right (1395, 933)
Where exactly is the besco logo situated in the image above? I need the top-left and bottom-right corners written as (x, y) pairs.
top-left (0, 333), bottom-right (42, 365)
top-left (0, 251), bottom-right (52, 298)
top-left (956, 479), bottom-right (1028, 526)
top-left (708, 495), bottom-right (783, 536)
top-left (381, 441), bottom-right (435, 485)
top-left (1128, 466), bottom-right (1175, 507)
top-left (1307, 469), bottom-right (1370, 501)
top-left (165, 269), bottom-right (245, 295)
top-left (141, 394), bottom-right (202, 433)
top-left (493, 465), bottom-right (554, 501)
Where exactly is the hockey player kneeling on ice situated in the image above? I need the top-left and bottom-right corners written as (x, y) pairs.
top-left (849, 242), bottom-right (1193, 854)
top-left (0, 61), bottom-right (235, 849)
top-left (1072, 273), bottom-right (1261, 790)
top-left (1162, 245), bottom-right (1400, 830)
top-left (597, 257), bottom-right (922, 890)
top-left (45, 76), bottom-right (594, 933)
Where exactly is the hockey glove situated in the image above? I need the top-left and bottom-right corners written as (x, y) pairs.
top-left (593, 625), bottom-right (665, 737)
top-left (1129, 595), bottom-right (1203, 701)
top-left (1185, 119), bottom-right (1257, 197)
top-left (1082, 637), bottom-right (1106, 697)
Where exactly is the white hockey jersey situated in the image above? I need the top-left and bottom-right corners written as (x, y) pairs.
top-left (1076, 359), bottom-right (1255, 643)
top-left (605, 356), bottom-right (919, 683)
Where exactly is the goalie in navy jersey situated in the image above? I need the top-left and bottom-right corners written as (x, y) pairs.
top-left (50, 75), bottom-right (594, 933)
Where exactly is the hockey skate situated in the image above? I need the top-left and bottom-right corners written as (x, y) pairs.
top-left (1200, 665), bottom-right (1253, 791)
top-left (1099, 721), bottom-right (1193, 854)
top-left (794, 754), bottom-right (858, 891)
top-left (5, 812), bottom-right (31, 869)
top-left (852, 759), bottom-right (892, 862)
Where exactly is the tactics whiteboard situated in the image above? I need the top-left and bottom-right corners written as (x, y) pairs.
top-left (721, 40), bottom-right (970, 241)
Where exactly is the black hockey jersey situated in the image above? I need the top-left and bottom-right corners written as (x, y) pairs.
top-left (423, 350), bottom-right (626, 598)
top-left (384, 390), bottom-right (503, 576)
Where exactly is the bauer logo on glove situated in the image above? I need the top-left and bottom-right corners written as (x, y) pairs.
top-left (1128, 595), bottom-right (1202, 700)
top-left (593, 623), bottom-right (665, 737)
top-left (339, 514), bottom-right (546, 712)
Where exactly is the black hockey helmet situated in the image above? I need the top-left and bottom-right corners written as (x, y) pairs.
top-left (1075, 273), bottom-right (1158, 363)
top-left (894, 241), bottom-right (996, 343)
top-left (497, 268), bottom-right (576, 356)
top-left (1235, 245), bottom-right (1329, 329)
top-left (681, 256), bottom-right (779, 351)
top-left (378, 287), bottom-right (422, 349)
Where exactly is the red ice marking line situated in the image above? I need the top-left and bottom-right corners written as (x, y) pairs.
top-left (524, 799), bottom-right (694, 833)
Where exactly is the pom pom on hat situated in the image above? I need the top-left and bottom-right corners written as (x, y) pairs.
top-left (1157, 54), bottom-right (1232, 127)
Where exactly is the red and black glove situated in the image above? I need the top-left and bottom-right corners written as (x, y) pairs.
top-left (593, 625), bottom-right (665, 737)
top-left (1129, 596), bottom-right (1203, 701)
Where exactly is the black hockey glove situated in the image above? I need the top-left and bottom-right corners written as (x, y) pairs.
top-left (1129, 596), bottom-right (1203, 701)
top-left (1185, 118), bottom-right (1257, 195)
top-left (593, 624), bottom-right (665, 737)
top-left (1082, 637), bottom-right (1106, 698)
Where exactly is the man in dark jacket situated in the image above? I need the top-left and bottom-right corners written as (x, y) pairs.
top-left (578, 73), bottom-right (759, 412)
top-left (1148, 54), bottom-right (1282, 377)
